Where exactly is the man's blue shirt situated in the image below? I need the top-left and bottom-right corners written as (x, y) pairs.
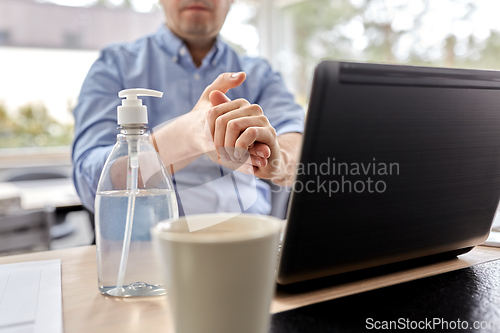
top-left (72, 25), bottom-right (304, 215)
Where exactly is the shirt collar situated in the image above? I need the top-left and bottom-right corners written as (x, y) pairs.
top-left (155, 25), bottom-right (226, 67)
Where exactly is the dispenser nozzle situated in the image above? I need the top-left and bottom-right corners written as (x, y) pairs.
top-left (117, 88), bottom-right (163, 125)
top-left (119, 89), bottom-right (163, 99)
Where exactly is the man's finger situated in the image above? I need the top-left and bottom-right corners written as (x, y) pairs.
top-left (201, 72), bottom-right (246, 101)
top-left (249, 154), bottom-right (268, 168)
top-left (209, 90), bottom-right (231, 107)
top-left (224, 116), bottom-right (269, 155)
top-left (235, 127), bottom-right (277, 156)
top-left (249, 142), bottom-right (271, 159)
top-left (210, 99), bottom-right (252, 143)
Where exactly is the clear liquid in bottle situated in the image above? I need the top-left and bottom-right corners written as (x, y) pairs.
top-left (95, 188), bottom-right (178, 297)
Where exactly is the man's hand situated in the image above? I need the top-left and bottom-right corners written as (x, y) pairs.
top-left (152, 71), bottom-right (301, 185)
top-left (152, 71), bottom-right (250, 167)
top-left (192, 72), bottom-right (246, 112)
top-left (191, 71), bottom-right (272, 170)
top-left (206, 90), bottom-right (296, 184)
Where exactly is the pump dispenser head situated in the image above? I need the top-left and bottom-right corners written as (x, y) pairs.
top-left (117, 88), bottom-right (163, 125)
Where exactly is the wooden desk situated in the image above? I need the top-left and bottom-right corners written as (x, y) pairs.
top-left (1, 245), bottom-right (500, 333)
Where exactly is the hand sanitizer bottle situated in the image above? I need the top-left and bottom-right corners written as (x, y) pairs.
top-left (95, 88), bottom-right (178, 297)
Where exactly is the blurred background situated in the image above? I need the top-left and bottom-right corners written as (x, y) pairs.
top-left (1, 0), bottom-right (500, 254)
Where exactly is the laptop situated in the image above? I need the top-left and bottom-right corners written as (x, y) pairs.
top-left (276, 61), bottom-right (500, 285)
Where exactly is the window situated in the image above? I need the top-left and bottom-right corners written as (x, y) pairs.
top-left (221, 1), bottom-right (260, 56)
top-left (0, 0), bottom-right (162, 151)
top-left (273, 0), bottom-right (500, 106)
top-left (0, 0), bottom-right (260, 152)
top-left (6, 0), bottom-right (497, 152)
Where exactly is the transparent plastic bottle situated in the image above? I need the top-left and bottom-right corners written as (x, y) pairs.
top-left (95, 89), bottom-right (178, 297)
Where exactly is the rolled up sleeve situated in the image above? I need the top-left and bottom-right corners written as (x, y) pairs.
top-left (71, 48), bottom-right (123, 212)
top-left (254, 61), bottom-right (305, 136)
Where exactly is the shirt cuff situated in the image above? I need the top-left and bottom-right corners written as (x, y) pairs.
top-left (276, 121), bottom-right (305, 137)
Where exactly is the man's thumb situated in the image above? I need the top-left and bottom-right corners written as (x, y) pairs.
top-left (201, 72), bottom-right (246, 100)
top-left (209, 90), bottom-right (231, 107)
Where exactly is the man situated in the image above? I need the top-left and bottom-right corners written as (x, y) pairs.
top-left (72, 0), bottom-right (304, 216)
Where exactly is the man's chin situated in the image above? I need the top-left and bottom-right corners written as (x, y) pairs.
top-left (180, 23), bottom-right (213, 37)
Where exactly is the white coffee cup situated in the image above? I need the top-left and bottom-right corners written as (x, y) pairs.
top-left (151, 213), bottom-right (282, 333)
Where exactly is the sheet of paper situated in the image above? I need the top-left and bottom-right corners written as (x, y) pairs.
top-left (0, 260), bottom-right (62, 333)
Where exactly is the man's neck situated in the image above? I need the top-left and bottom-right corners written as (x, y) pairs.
top-left (166, 25), bottom-right (217, 67)
top-left (184, 38), bottom-right (216, 67)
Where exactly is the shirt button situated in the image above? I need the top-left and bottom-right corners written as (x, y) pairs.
top-left (171, 56), bottom-right (178, 62)
top-left (194, 73), bottom-right (200, 81)
top-left (179, 47), bottom-right (187, 56)
top-left (212, 60), bottom-right (217, 66)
